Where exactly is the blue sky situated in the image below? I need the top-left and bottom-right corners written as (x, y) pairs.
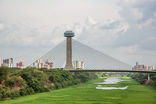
top-left (0, 0), bottom-right (156, 66)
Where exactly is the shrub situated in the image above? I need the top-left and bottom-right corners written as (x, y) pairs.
top-left (62, 81), bottom-right (69, 87)
top-left (73, 79), bottom-right (81, 85)
top-left (54, 82), bottom-right (62, 89)
top-left (131, 74), bottom-right (148, 84)
top-left (149, 81), bottom-right (156, 87)
top-left (49, 74), bottom-right (63, 83)
top-left (10, 91), bottom-right (20, 98)
top-left (19, 87), bottom-right (35, 96)
top-left (151, 75), bottom-right (156, 80)
top-left (66, 80), bottom-right (72, 86)
top-left (15, 76), bottom-right (26, 87)
top-left (0, 86), bottom-right (9, 99)
top-left (25, 87), bottom-right (35, 95)
top-left (0, 67), bottom-right (10, 83)
top-left (38, 87), bottom-right (49, 93)
top-left (75, 73), bottom-right (89, 83)
top-left (21, 73), bottom-right (41, 92)
top-left (5, 80), bottom-right (15, 88)
top-left (49, 85), bottom-right (55, 90)
top-left (19, 88), bottom-right (27, 96)
top-left (28, 80), bottom-right (41, 92)
top-left (49, 75), bottom-right (54, 82)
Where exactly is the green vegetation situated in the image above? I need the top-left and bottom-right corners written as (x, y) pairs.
top-left (1, 77), bottom-right (156, 104)
top-left (0, 67), bottom-right (98, 100)
top-left (1, 67), bottom-right (156, 104)
top-left (131, 73), bottom-right (156, 87)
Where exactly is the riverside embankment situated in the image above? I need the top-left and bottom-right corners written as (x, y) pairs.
top-left (1, 76), bottom-right (156, 104)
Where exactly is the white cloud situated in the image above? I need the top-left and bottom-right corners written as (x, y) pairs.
top-left (0, 0), bottom-right (156, 66)
top-left (131, 8), bottom-right (143, 20)
top-left (72, 23), bottom-right (83, 38)
top-left (0, 23), bottom-right (53, 47)
top-left (119, 0), bottom-right (156, 23)
top-left (0, 23), bottom-right (4, 30)
top-left (76, 16), bottom-right (130, 52)
top-left (137, 18), bottom-right (154, 29)
top-left (122, 0), bottom-right (137, 4)
top-left (85, 16), bottom-right (97, 25)
top-left (113, 22), bottom-right (129, 33)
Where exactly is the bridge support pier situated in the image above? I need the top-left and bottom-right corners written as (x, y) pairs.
top-left (148, 73), bottom-right (150, 80)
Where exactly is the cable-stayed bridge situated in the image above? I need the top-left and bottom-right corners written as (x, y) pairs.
top-left (69, 69), bottom-right (156, 74)
top-left (35, 39), bottom-right (156, 75)
top-left (38, 39), bottom-right (131, 70)
top-left (32, 31), bottom-right (156, 77)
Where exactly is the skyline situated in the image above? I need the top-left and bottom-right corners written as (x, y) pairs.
top-left (0, 0), bottom-right (156, 66)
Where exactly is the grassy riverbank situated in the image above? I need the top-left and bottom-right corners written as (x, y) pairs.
top-left (1, 77), bottom-right (156, 104)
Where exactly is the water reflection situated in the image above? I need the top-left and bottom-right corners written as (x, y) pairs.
top-left (96, 77), bottom-right (123, 84)
top-left (95, 77), bottom-right (128, 90)
top-left (96, 86), bottom-right (128, 90)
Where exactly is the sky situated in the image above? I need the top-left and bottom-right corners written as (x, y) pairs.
top-left (0, 0), bottom-right (156, 66)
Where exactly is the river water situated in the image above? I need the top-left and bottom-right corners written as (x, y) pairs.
top-left (95, 77), bottom-right (128, 90)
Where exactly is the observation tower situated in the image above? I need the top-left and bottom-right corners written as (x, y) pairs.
top-left (64, 31), bottom-right (75, 70)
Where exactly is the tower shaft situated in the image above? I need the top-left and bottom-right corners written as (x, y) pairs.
top-left (64, 37), bottom-right (74, 70)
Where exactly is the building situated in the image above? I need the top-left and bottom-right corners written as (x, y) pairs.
top-left (33, 59), bottom-right (53, 69)
top-left (33, 59), bottom-right (43, 68)
top-left (3, 58), bottom-right (13, 67)
top-left (73, 60), bottom-right (84, 69)
top-left (132, 62), bottom-right (147, 71)
top-left (16, 61), bottom-right (25, 69)
top-left (44, 59), bottom-right (53, 69)
top-left (138, 65), bottom-right (147, 71)
top-left (148, 66), bottom-right (155, 71)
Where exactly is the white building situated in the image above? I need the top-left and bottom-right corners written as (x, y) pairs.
top-left (3, 58), bottom-right (13, 67)
top-left (148, 66), bottom-right (155, 71)
top-left (73, 60), bottom-right (84, 69)
top-left (33, 59), bottom-right (43, 68)
top-left (33, 59), bottom-right (53, 69)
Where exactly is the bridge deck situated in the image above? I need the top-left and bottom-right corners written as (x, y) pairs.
top-left (69, 69), bottom-right (156, 73)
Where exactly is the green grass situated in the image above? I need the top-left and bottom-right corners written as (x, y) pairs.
top-left (1, 77), bottom-right (156, 104)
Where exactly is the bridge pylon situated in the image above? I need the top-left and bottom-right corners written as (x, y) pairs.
top-left (64, 31), bottom-right (75, 70)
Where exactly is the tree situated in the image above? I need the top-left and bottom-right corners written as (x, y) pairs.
top-left (0, 67), bottom-right (10, 83)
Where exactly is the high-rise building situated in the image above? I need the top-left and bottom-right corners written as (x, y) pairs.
top-left (133, 62), bottom-right (147, 71)
top-left (33, 59), bottom-right (53, 69)
top-left (148, 66), bottom-right (155, 71)
top-left (16, 61), bottom-right (25, 69)
top-left (3, 58), bottom-right (13, 67)
top-left (44, 59), bottom-right (53, 69)
top-left (138, 65), bottom-right (147, 71)
top-left (73, 60), bottom-right (84, 69)
top-left (33, 59), bottom-right (43, 68)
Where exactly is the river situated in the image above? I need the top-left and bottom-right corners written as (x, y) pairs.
top-left (1, 76), bottom-right (156, 104)
top-left (95, 77), bottom-right (128, 90)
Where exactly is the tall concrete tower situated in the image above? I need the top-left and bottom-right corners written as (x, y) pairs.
top-left (64, 31), bottom-right (75, 70)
